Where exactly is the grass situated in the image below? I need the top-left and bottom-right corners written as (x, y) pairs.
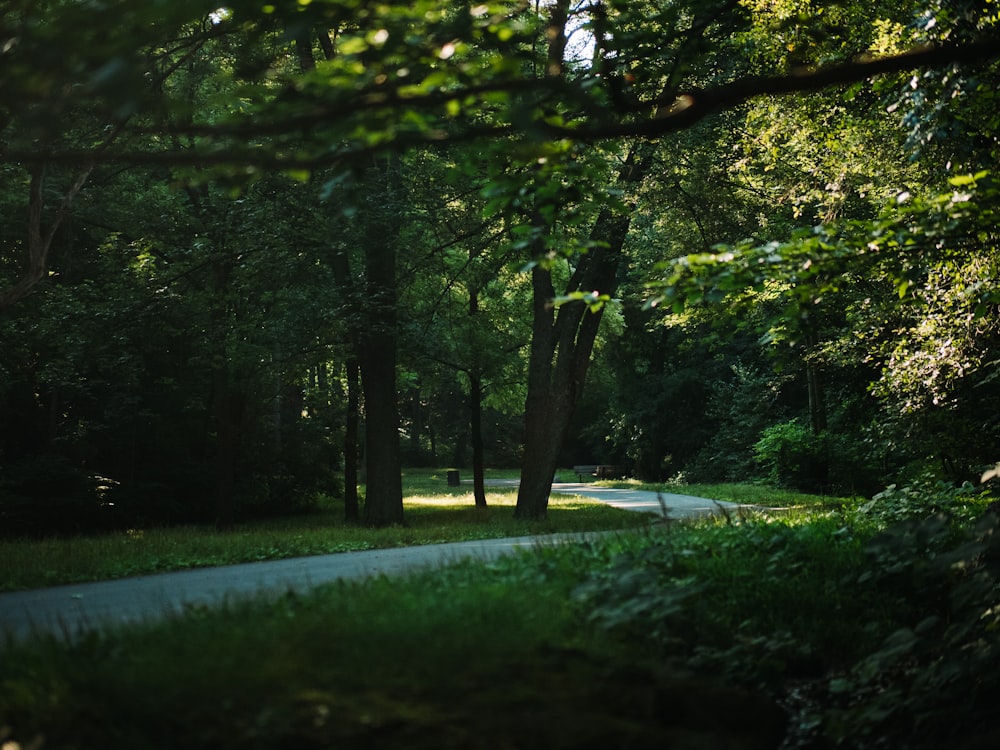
top-left (2, 482), bottom-right (997, 750)
top-left (0, 521), bottom-right (804, 750)
top-left (0, 547), bottom-right (655, 749)
top-left (0, 468), bottom-right (650, 591)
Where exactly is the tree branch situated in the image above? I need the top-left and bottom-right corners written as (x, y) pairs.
top-left (631, 37), bottom-right (1000, 137)
top-left (2, 36), bottom-right (997, 171)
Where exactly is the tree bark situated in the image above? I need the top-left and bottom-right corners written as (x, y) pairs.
top-left (470, 368), bottom-right (488, 508)
top-left (360, 321), bottom-right (403, 526)
top-left (343, 354), bottom-right (361, 522)
top-left (515, 146), bottom-right (651, 519)
top-left (359, 155), bottom-right (404, 527)
top-left (467, 286), bottom-right (488, 507)
top-left (0, 163), bottom-right (93, 311)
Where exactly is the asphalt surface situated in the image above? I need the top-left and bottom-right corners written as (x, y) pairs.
top-left (551, 481), bottom-right (735, 517)
top-left (0, 483), bottom-right (731, 643)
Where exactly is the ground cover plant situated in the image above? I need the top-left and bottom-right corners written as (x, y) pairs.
top-left (0, 469), bottom-right (649, 592)
top-left (2, 479), bottom-right (997, 749)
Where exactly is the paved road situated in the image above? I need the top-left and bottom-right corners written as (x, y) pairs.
top-left (0, 484), bottom-right (727, 643)
top-left (552, 482), bottom-right (736, 518)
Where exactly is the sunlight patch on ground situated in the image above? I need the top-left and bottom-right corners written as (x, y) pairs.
top-left (404, 492), bottom-right (516, 508)
top-left (404, 493), bottom-right (603, 510)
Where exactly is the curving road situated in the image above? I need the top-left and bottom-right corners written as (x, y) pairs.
top-left (552, 481), bottom-right (737, 517)
top-left (0, 483), bottom-right (729, 643)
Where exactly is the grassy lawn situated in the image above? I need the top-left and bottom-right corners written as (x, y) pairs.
top-left (0, 468), bottom-right (650, 592)
top-left (0, 541), bottom-right (679, 750)
top-left (1, 478), bottom-right (997, 750)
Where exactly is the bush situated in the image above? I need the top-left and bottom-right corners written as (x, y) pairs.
top-left (857, 477), bottom-right (984, 524)
top-left (753, 420), bottom-right (829, 492)
top-left (573, 495), bottom-right (1000, 749)
top-left (682, 363), bottom-right (782, 484)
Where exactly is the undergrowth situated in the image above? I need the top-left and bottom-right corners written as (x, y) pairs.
top-left (2, 479), bottom-right (998, 749)
top-left (573, 482), bottom-right (1000, 749)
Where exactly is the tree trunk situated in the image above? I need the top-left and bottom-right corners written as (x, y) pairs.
top-left (515, 146), bottom-right (651, 519)
top-left (470, 369), bottom-right (488, 508)
top-left (469, 287), bottom-right (487, 508)
top-left (359, 155), bottom-right (404, 527)
top-left (0, 163), bottom-right (93, 311)
top-left (344, 354), bottom-right (361, 522)
top-left (516, 265), bottom-right (562, 519)
top-left (360, 323), bottom-right (403, 526)
top-left (213, 360), bottom-right (237, 531)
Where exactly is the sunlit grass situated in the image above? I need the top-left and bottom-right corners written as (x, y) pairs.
top-left (0, 471), bottom-right (649, 592)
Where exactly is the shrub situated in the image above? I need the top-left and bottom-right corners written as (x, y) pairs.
top-left (682, 363), bottom-right (782, 483)
top-left (753, 420), bottom-right (828, 492)
top-left (857, 478), bottom-right (985, 523)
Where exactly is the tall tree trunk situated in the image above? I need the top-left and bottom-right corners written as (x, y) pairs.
top-left (211, 256), bottom-right (238, 531)
top-left (470, 369), bottom-right (488, 508)
top-left (344, 354), bottom-right (361, 522)
top-left (359, 155), bottom-right (404, 527)
top-left (515, 146), bottom-right (651, 519)
top-left (328, 240), bottom-right (364, 522)
top-left (294, 14), bottom-right (373, 521)
top-left (360, 324), bottom-right (403, 526)
top-left (469, 286), bottom-right (488, 508)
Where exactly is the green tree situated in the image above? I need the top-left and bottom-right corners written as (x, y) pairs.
top-left (395, 148), bottom-right (531, 503)
top-left (4, 0), bottom-right (999, 531)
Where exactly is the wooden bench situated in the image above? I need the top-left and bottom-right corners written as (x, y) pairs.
top-left (572, 465), bottom-right (629, 481)
top-left (594, 465), bottom-right (629, 479)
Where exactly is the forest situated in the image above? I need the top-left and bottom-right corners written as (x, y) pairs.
top-left (1, 0), bottom-right (998, 534)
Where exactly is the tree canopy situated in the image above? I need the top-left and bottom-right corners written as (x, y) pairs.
top-left (2, 0), bottom-right (999, 528)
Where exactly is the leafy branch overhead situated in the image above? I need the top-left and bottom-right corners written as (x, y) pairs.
top-left (2, 1), bottom-right (999, 170)
top-left (651, 171), bottom-right (1000, 325)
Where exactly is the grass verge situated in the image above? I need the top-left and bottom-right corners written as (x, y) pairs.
top-left (2, 484), bottom-right (998, 750)
top-left (0, 469), bottom-right (649, 591)
top-left (0, 525), bottom-right (788, 750)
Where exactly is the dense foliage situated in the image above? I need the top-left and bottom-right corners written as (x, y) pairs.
top-left (1, 0), bottom-right (999, 530)
top-left (4, 6), bottom-right (1000, 749)
top-left (574, 484), bottom-right (1000, 749)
